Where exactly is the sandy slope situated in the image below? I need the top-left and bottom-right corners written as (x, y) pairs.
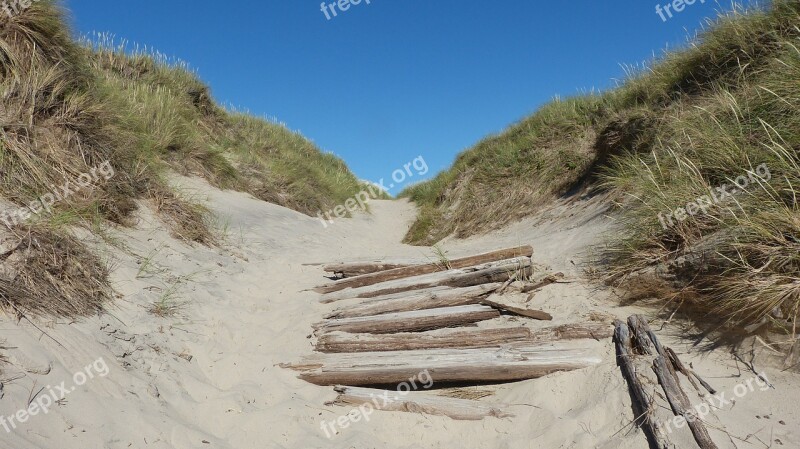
top-left (0, 177), bottom-right (798, 449)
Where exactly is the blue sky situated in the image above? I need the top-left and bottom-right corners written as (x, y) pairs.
top-left (64, 0), bottom-right (755, 193)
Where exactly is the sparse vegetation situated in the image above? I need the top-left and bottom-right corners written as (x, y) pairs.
top-left (135, 245), bottom-right (165, 279)
top-left (147, 283), bottom-right (185, 318)
top-left (431, 244), bottom-right (452, 270)
top-left (0, 1), bottom-right (364, 317)
top-left (403, 1), bottom-right (800, 330)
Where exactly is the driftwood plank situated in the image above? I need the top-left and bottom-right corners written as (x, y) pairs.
top-left (316, 323), bottom-right (614, 353)
top-left (315, 246), bottom-right (534, 294)
top-left (613, 320), bottom-right (672, 449)
top-left (479, 297), bottom-right (553, 321)
top-left (319, 257), bottom-right (532, 303)
top-left (330, 386), bottom-right (514, 420)
top-left (284, 342), bottom-right (602, 386)
top-left (313, 305), bottom-right (500, 335)
top-left (325, 284), bottom-right (502, 319)
top-left (521, 272), bottom-right (565, 293)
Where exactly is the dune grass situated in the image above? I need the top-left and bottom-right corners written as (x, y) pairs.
top-left (402, 94), bottom-right (617, 243)
top-left (403, 1), bottom-right (800, 330)
top-left (0, 1), bottom-right (364, 317)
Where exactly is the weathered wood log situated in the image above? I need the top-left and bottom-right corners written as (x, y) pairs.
top-left (313, 305), bottom-right (500, 335)
top-left (320, 257), bottom-right (532, 303)
top-left (627, 315), bottom-right (656, 356)
top-left (316, 323), bottom-right (614, 353)
top-left (315, 246), bottom-right (534, 294)
top-left (285, 342), bottom-right (602, 386)
top-left (653, 356), bottom-right (719, 449)
top-left (628, 316), bottom-right (719, 449)
top-left (613, 320), bottom-right (672, 449)
top-left (629, 315), bottom-right (717, 395)
top-left (332, 285), bottom-right (453, 304)
top-left (330, 386), bottom-right (515, 420)
top-left (479, 297), bottom-right (553, 321)
top-left (323, 261), bottom-right (416, 278)
top-left (317, 328), bottom-right (532, 353)
top-left (325, 284), bottom-right (502, 319)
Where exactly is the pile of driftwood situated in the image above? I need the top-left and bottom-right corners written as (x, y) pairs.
top-left (283, 245), bottom-right (613, 420)
top-left (615, 316), bottom-right (719, 449)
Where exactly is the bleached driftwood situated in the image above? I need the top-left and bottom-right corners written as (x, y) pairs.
top-left (313, 305), bottom-right (500, 335)
top-left (316, 322), bottom-right (613, 353)
top-left (323, 261), bottom-right (416, 278)
top-left (325, 284), bottom-right (502, 319)
top-left (316, 246), bottom-right (533, 293)
top-left (284, 342), bottom-right (602, 386)
top-left (319, 257), bottom-right (532, 303)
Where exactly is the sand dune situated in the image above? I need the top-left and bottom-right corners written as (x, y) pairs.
top-left (0, 176), bottom-right (798, 449)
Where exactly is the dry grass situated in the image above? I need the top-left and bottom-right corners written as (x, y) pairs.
top-left (0, 224), bottom-right (110, 316)
top-left (0, 2), bottom-right (365, 317)
top-left (437, 387), bottom-right (496, 400)
top-left (403, 1), bottom-right (800, 333)
top-left (147, 284), bottom-right (186, 318)
top-left (402, 96), bottom-right (609, 244)
top-left (148, 185), bottom-right (214, 245)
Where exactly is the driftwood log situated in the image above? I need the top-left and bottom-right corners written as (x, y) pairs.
top-left (325, 284), bottom-right (502, 319)
top-left (614, 320), bottom-right (672, 449)
top-left (616, 316), bottom-right (719, 449)
top-left (285, 342), bottom-right (602, 386)
top-left (316, 323), bottom-right (613, 353)
top-left (653, 357), bottom-right (719, 449)
top-left (313, 305), bottom-right (500, 335)
top-left (319, 257), bottom-right (532, 303)
top-left (323, 261), bottom-right (416, 277)
top-left (627, 316), bottom-right (719, 449)
top-left (330, 386), bottom-right (514, 420)
top-left (315, 246), bottom-right (533, 294)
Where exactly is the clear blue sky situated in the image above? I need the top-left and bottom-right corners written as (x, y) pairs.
top-left (64, 0), bottom-right (755, 193)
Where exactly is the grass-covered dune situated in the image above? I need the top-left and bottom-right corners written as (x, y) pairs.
top-left (403, 1), bottom-right (800, 329)
top-left (0, 1), bottom-right (364, 316)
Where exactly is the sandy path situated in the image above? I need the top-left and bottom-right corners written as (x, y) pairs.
top-left (0, 178), bottom-right (798, 449)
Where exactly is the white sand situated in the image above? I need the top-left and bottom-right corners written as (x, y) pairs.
top-left (1, 177), bottom-right (798, 449)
